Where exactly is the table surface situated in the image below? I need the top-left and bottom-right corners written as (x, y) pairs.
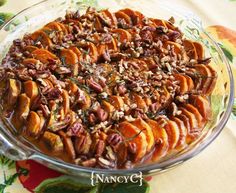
top-left (1, 0), bottom-right (236, 193)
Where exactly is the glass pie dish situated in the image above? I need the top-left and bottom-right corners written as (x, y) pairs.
top-left (0, 0), bottom-right (234, 177)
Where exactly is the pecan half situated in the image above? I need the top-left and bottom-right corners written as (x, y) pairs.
top-left (87, 78), bottom-right (103, 93)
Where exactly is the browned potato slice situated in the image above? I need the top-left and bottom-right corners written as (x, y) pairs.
top-left (25, 111), bottom-right (41, 138)
top-left (60, 48), bottom-right (79, 76)
top-left (146, 119), bottom-right (169, 161)
top-left (62, 89), bottom-right (70, 115)
top-left (11, 93), bottom-right (30, 130)
top-left (131, 118), bottom-right (155, 152)
top-left (59, 130), bottom-right (76, 160)
top-left (42, 131), bottom-right (64, 153)
top-left (170, 116), bottom-right (187, 150)
top-left (173, 74), bottom-right (188, 94)
top-left (109, 95), bottom-right (124, 110)
top-left (7, 79), bottom-right (21, 107)
top-left (205, 65), bottom-right (217, 95)
top-left (30, 30), bottom-right (52, 48)
top-left (24, 80), bottom-right (38, 102)
top-left (193, 41), bottom-right (204, 60)
top-left (189, 95), bottom-right (212, 120)
top-left (183, 39), bottom-right (198, 60)
top-left (32, 49), bottom-right (59, 64)
top-left (118, 121), bottom-right (147, 162)
top-left (106, 36), bottom-right (118, 51)
top-left (164, 120), bottom-right (180, 149)
top-left (112, 29), bottom-right (132, 42)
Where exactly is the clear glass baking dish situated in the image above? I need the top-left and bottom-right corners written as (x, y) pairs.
top-left (0, 0), bottom-right (234, 178)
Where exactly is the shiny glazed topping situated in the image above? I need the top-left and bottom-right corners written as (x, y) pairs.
top-left (0, 8), bottom-right (217, 169)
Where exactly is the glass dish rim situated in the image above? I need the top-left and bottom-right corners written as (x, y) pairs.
top-left (0, 0), bottom-right (234, 175)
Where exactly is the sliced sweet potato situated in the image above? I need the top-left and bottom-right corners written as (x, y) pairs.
top-left (131, 93), bottom-right (148, 112)
top-left (176, 114), bottom-right (192, 144)
top-left (7, 79), bottom-right (21, 107)
top-left (115, 10), bottom-right (132, 26)
top-left (183, 39), bottom-right (198, 60)
top-left (94, 16), bottom-right (103, 31)
top-left (24, 80), bottom-right (39, 102)
top-left (106, 36), bottom-right (118, 51)
top-left (81, 42), bottom-right (98, 63)
top-left (22, 58), bottom-right (39, 66)
top-left (179, 107), bottom-right (200, 141)
top-left (193, 41), bottom-right (204, 60)
top-left (102, 100), bottom-right (115, 117)
top-left (164, 120), bottom-right (180, 150)
top-left (173, 74), bottom-right (188, 94)
top-left (170, 116), bottom-right (187, 150)
top-left (79, 90), bottom-right (91, 110)
top-left (24, 45), bottom-right (38, 53)
top-left (146, 119), bottom-right (168, 161)
top-left (67, 80), bottom-right (79, 94)
top-left (57, 22), bottom-right (69, 35)
top-left (119, 8), bottom-right (140, 25)
top-left (62, 89), bottom-right (70, 115)
top-left (60, 48), bottom-right (79, 76)
top-left (11, 93), bottom-right (30, 130)
top-left (134, 10), bottom-right (145, 25)
top-left (163, 41), bottom-right (182, 55)
top-left (150, 18), bottom-right (167, 27)
top-left (189, 95), bottom-right (212, 121)
top-left (45, 21), bottom-right (62, 32)
top-left (32, 49), bottom-right (59, 64)
top-left (131, 118), bottom-right (155, 152)
top-left (184, 104), bottom-right (206, 128)
top-left (101, 9), bottom-right (118, 27)
top-left (59, 130), bottom-right (76, 160)
top-left (194, 64), bottom-right (212, 93)
top-left (118, 121), bottom-right (147, 161)
top-left (25, 111), bottom-right (41, 138)
top-left (42, 131), bottom-right (64, 153)
top-left (109, 95), bottom-right (124, 110)
top-left (205, 65), bottom-right (217, 95)
top-left (75, 132), bottom-right (92, 155)
top-left (112, 28), bottom-right (132, 42)
top-left (183, 74), bottom-right (194, 92)
top-left (30, 30), bottom-right (52, 48)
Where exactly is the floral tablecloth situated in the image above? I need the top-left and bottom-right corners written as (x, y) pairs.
top-left (1, 0), bottom-right (236, 193)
